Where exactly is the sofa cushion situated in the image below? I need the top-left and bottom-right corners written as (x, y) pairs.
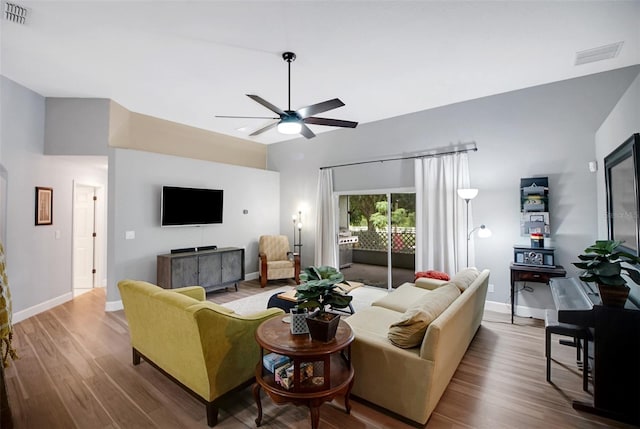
top-left (450, 267), bottom-right (480, 291)
top-left (388, 284), bottom-right (460, 348)
top-left (345, 306), bottom-right (405, 340)
top-left (371, 283), bottom-right (431, 313)
top-left (414, 277), bottom-right (449, 290)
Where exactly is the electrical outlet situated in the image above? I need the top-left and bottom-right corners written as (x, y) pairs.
top-left (488, 283), bottom-right (495, 293)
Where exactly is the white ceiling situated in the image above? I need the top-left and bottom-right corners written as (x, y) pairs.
top-left (1, 1), bottom-right (639, 144)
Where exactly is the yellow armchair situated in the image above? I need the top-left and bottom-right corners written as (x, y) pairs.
top-left (258, 235), bottom-right (300, 288)
top-left (118, 280), bottom-right (284, 427)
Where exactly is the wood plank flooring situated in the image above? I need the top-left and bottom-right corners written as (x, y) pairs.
top-left (3, 282), bottom-right (637, 428)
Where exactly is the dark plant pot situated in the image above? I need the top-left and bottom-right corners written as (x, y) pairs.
top-left (597, 284), bottom-right (630, 307)
top-left (306, 311), bottom-right (340, 342)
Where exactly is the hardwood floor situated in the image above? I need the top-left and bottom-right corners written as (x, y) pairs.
top-left (4, 283), bottom-right (636, 428)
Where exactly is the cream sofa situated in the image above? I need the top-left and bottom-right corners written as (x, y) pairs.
top-left (345, 268), bottom-right (490, 425)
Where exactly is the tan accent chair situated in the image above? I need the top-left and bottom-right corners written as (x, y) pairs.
top-left (258, 235), bottom-right (300, 288)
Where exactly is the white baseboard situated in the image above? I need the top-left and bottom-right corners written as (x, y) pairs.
top-left (245, 271), bottom-right (259, 281)
top-left (512, 304), bottom-right (546, 320)
top-left (105, 300), bottom-right (123, 312)
top-left (484, 300), bottom-right (545, 320)
top-left (13, 292), bottom-right (73, 324)
top-left (484, 300), bottom-right (510, 314)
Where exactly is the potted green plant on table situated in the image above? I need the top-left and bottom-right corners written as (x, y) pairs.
top-left (573, 240), bottom-right (640, 307)
top-left (295, 266), bottom-right (353, 342)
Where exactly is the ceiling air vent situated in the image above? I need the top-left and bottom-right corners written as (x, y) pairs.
top-left (4, 2), bottom-right (28, 24)
top-left (575, 42), bottom-right (624, 66)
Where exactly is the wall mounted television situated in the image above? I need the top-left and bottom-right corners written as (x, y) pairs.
top-left (161, 186), bottom-right (223, 226)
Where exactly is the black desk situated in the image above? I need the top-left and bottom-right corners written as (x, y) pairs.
top-left (509, 263), bottom-right (566, 324)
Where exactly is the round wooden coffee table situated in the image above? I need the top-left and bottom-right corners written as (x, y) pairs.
top-left (253, 314), bottom-right (355, 429)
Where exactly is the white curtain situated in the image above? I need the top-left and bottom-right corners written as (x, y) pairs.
top-left (415, 153), bottom-right (471, 275)
top-left (314, 169), bottom-right (338, 267)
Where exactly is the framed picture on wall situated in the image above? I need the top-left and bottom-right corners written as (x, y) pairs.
top-left (605, 133), bottom-right (640, 256)
top-left (35, 186), bottom-right (53, 226)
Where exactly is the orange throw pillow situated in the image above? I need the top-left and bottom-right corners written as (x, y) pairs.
top-left (414, 270), bottom-right (450, 281)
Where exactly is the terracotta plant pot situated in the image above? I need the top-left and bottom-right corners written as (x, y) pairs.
top-left (597, 284), bottom-right (630, 307)
top-left (306, 311), bottom-right (340, 342)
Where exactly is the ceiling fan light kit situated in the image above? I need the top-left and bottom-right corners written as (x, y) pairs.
top-left (217, 51), bottom-right (358, 139)
top-left (277, 116), bottom-right (302, 135)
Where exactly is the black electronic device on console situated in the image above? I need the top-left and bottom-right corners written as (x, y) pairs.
top-left (171, 247), bottom-right (196, 254)
top-left (197, 245), bottom-right (218, 251)
top-left (171, 245), bottom-right (217, 254)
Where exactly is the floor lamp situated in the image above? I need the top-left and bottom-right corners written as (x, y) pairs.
top-left (292, 211), bottom-right (302, 260)
top-left (457, 188), bottom-right (478, 268)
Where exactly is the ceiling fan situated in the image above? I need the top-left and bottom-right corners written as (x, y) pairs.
top-left (216, 52), bottom-right (358, 139)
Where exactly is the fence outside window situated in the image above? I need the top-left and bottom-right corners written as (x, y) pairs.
top-left (352, 228), bottom-right (416, 254)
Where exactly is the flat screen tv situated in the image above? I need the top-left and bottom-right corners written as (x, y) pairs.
top-left (161, 186), bottom-right (223, 226)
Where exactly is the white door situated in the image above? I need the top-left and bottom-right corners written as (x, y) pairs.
top-left (73, 185), bottom-right (96, 291)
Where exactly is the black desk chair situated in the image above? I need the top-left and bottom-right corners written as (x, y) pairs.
top-left (545, 309), bottom-right (590, 392)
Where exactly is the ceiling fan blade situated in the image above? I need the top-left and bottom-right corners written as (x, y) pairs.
top-left (246, 94), bottom-right (286, 116)
top-left (304, 117), bottom-right (358, 128)
top-left (249, 121), bottom-right (278, 137)
top-left (215, 115), bottom-right (279, 120)
top-left (297, 98), bottom-right (345, 119)
top-left (300, 123), bottom-right (316, 139)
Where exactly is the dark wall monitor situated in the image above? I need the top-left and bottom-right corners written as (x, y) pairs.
top-left (161, 186), bottom-right (223, 226)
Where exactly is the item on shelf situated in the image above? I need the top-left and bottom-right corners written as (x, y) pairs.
top-left (523, 196), bottom-right (545, 212)
top-left (263, 353), bottom-right (290, 373)
top-left (522, 182), bottom-right (547, 196)
top-left (513, 246), bottom-right (555, 267)
top-left (530, 233), bottom-right (544, 248)
top-left (275, 362), bottom-right (294, 389)
top-left (520, 177), bottom-right (550, 237)
top-left (300, 362), bottom-right (314, 382)
top-left (273, 361), bottom-right (315, 390)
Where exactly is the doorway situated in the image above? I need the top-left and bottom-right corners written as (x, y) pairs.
top-left (73, 183), bottom-right (104, 297)
top-left (338, 192), bottom-right (415, 289)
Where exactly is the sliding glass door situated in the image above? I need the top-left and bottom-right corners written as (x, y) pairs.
top-left (338, 192), bottom-right (415, 290)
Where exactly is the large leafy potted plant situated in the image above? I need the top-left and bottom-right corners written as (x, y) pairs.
top-left (295, 266), bottom-right (353, 342)
top-left (573, 240), bottom-right (640, 307)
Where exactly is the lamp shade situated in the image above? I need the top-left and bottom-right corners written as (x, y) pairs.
top-left (277, 118), bottom-right (302, 135)
top-left (457, 188), bottom-right (479, 200)
top-left (477, 224), bottom-right (492, 238)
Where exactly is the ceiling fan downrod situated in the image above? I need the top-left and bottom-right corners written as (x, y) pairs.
top-left (282, 51), bottom-right (296, 112)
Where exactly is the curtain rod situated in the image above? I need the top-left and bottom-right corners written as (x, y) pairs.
top-left (319, 144), bottom-right (477, 170)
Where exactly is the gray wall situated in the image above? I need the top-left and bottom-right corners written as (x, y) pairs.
top-left (45, 98), bottom-right (110, 156)
top-left (1, 77), bottom-right (282, 316)
top-left (0, 77), bottom-right (108, 318)
top-left (106, 148), bottom-right (280, 303)
top-left (268, 66), bottom-right (640, 308)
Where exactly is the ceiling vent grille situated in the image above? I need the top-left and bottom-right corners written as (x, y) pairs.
top-left (575, 42), bottom-right (624, 66)
top-left (4, 2), bottom-right (27, 24)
